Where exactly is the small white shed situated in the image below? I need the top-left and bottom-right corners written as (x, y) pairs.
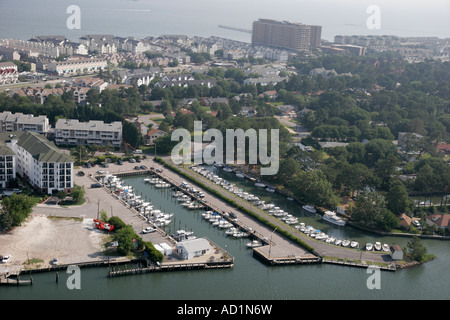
top-left (153, 244), bottom-right (164, 255)
top-left (390, 244), bottom-right (403, 260)
top-left (159, 242), bottom-right (173, 255)
top-left (176, 238), bottom-right (213, 260)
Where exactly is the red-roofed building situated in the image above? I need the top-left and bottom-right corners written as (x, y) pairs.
top-left (437, 142), bottom-right (450, 155)
top-left (426, 214), bottom-right (450, 230)
top-left (0, 62), bottom-right (18, 85)
top-left (144, 128), bottom-right (167, 145)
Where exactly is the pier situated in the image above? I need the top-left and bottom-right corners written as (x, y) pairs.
top-left (108, 260), bottom-right (234, 277)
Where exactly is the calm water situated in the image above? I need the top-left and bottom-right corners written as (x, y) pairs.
top-left (1, 167), bottom-right (449, 300)
top-left (1, 0), bottom-right (449, 42)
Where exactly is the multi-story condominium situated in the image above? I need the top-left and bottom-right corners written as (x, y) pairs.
top-left (46, 57), bottom-right (108, 76)
top-left (308, 25), bottom-right (322, 47)
top-left (0, 131), bottom-right (74, 194)
top-left (79, 34), bottom-right (118, 54)
top-left (0, 141), bottom-right (16, 189)
top-left (54, 119), bottom-right (122, 147)
top-left (0, 62), bottom-right (18, 85)
top-left (0, 111), bottom-right (50, 134)
top-left (252, 19), bottom-right (312, 52)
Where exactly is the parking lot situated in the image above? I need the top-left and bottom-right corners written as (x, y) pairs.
top-left (0, 157), bottom-right (173, 269)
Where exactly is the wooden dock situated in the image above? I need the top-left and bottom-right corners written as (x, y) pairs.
top-left (0, 274), bottom-right (33, 286)
top-left (108, 260), bottom-right (234, 277)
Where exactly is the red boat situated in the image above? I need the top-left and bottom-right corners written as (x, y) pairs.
top-left (94, 219), bottom-right (114, 232)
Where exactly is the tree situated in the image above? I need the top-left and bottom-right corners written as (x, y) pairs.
top-left (70, 185), bottom-right (86, 204)
top-left (406, 236), bottom-right (428, 262)
top-left (1, 194), bottom-right (37, 230)
top-left (386, 179), bottom-right (410, 215)
top-left (291, 170), bottom-right (338, 208)
top-left (113, 225), bottom-right (136, 256)
top-left (350, 190), bottom-right (398, 231)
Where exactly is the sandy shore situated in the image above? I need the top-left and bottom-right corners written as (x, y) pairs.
top-left (0, 215), bottom-right (108, 269)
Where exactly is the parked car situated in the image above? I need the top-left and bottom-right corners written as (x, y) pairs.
top-left (134, 166), bottom-right (140, 170)
top-left (91, 183), bottom-right (102, 188)
top-left (1, 255), bottom-right (11, 263)
top-left (142, 227), bottom-right (156, 234)
top-left (140, 165), bottom-right (147, 170)
top-left (96, 170), bottom-right (105, 174)
top-left (52, 258), bottom-right (58, 265)
top-left (77, 171), bottom-right (85, 176)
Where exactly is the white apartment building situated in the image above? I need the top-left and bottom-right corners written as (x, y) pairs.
top-left (55, 119), bottom-right (122, 147)
top-left (0, 111), bottom-right (50, 134)
top-left (0, 142), bottom-right (16, 189)
top-left (47, 57), bottom-right (107, 76)
top-left (0, 131), bottom-right (74, 194)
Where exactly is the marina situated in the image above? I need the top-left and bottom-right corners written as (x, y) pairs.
top-left (1, 158), bottom-right (448, 300)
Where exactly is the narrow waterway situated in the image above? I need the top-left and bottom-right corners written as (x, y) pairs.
top-left (1, 167), bottom-right (449, 300)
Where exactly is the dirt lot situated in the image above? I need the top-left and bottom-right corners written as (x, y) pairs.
top-left (0, 215), bottom-right (108, 269)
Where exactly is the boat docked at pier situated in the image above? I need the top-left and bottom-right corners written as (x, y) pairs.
top-left (302, 204), bottom-right (316, 213)
top-left (322, 211), bottom-right (346, 226)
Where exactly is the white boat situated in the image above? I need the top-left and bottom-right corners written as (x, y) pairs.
top-left (266, 187), bottom-right (275, 193)
top-left (246, 240), bottom-right (262, 248)
top-left (350, 241), bottom-right (359, 249)
top-left (173, 191), bottom-right (184, 197)
top-left (177, 195), bottom-right (191, 202)
top-left (225, 227), bottom-right (239, 236)
top-left (365, 242), bottom-right (373, 251)
top-left (236, 172), bottom-right (245, 178)
top-left (334, 239), bottom-right (342, 246)
top-left (233, 231), bottom-right (249, 238)
top-left (255, 182), bottom-right (266, 188)
top-left (155, 182), bottom-right (171, 188)
top-left (382, 243), bottom-right (389, 252)
top-left (327, 237), bottom-right (336, 244)
top-left (374, 242), bottom-right (382, 251)
top-left (322, 211), bottom-right (346, 226)
top-left (302, 204), bottom-right (316, 213)
top-left (143, 177), bottom-right (151, 183)
top-left (223, 167), bottom-right (233, 172)
top-left (187, 202), bottom-right (204, 210)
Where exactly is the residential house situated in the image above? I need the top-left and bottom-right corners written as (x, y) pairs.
top-left (426, 214), bottom-right (450, 230)
top-left (276, 104), bottom-right (297, 117)
top-left (309, 67), bottom-right (338, 77)
top-left (398, 213), bottom-right (413, 229)
top-left (259, 90), bottom-right (278, 100)
top-left (144, 128), bottom-right (167, 145)
top-left (240, 106), bottom-right (257, 117)
top-left (199, 97), bottom-right (229, 106)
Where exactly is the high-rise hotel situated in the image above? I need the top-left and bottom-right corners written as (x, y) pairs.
top-left (252, 19), bottom-right (322, 52)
